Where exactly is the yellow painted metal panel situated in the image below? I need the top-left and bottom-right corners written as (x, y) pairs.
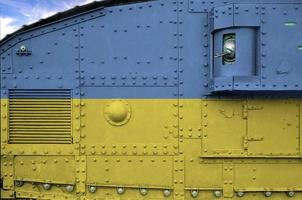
top-left (80, 99), bottom-right (178, 155)
top-left (86, 156), bottom-right (173, 187)
top-left (85, 187), bottom-right (173, 200)
top-left (247, 99), bottom-right (300, 156)
top-left (184, 190), bottom-right (302, 199)
top-left (15, 184), bottom-right (76, 200)
top-left (201, 100), bottom-right (247, 157)
top-left (179, 100), bottom-right (202, 139)
top-left (183, 139), bottom-right (222, 188)
top-left (1, 98), bottom-right (302, 199)
top-left (235, 163), bottom-right (302, 191)
top-left (14, 156), bottom-right (75, 184)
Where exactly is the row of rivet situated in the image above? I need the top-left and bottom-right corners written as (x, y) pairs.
top-left (189, 190), bottom-right (297, 198)
top-left (88, 186), bottom-right (171, 197)
top-left (15, 181), bottom-right (74, 192)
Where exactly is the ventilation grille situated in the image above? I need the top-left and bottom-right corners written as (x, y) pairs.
top-left (8, 89), bottom-right (72, 144)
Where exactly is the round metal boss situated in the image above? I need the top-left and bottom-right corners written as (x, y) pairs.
top-left (104, 100), bottom-right (131, 126)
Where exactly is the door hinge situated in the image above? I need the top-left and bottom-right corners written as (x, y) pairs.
top-left (243, 136), bottom-right (264, 150)
top-left (242, 104), bottom-right (263, 119)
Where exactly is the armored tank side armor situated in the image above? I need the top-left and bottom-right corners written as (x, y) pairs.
top-left (1, 0), bottom-right (302, 199)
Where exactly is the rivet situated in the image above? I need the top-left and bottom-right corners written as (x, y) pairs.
top-left (264, 191), bottom-right (272, 197)
top-left (42, 183), bottom-right (51, 190)
top-left (15, 181), bottom-right (24, 187)
top-left (191, 190), bottom-right (199, 198)
top-left (65, 185), bottom-right (74, 192)
top-left (163, 189), bottom-right (171, 197)
top-left (213, 190), bottom-right (222, 197)
top-left (237, 191), bottom-right (245, 197)
top-left (117, 187), bottom-right (125, 194)
top-left (287, 191), bottom-right (295, 197)
top-left (87, 186), bottom-right (96, 193)
top-left (140, 188), bottom-right (148, 196)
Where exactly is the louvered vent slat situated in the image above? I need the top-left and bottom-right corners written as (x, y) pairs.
top-left (8, 89), bottom-right (72, 144)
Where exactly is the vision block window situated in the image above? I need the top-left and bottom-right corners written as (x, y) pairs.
top-left (222, 33), bottom-right (236, 64)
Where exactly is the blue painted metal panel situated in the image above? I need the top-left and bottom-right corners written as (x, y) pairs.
top-left (234, 4), bottom-right (261, 26)
top-left (178, 0), bottom-right (209, 98)
top-left (79, 1), bottom-right (178, 87)
top-left (188, 0), bottom-right (235, 13)
top-left (1, 25), bottom-right (79, 90)
top-left (0, 49), bottom-right (13, 74)
top-left (209, 2), bottom-right (302, 93)
top-left (260, 4), bottom-right (302, 90)
top-left (210, 5), bottom-right (234, 30)
top-left (81, 86), bottom-right (178, 98)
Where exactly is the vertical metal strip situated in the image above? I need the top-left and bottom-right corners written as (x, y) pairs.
top-left (75, 155), bottom-right (86, 195)
top-left (1, 98), bottom-right (9, 144)
top-left (223, 163), bottom-right (234, 198)
top-left (173, 155), bottom-right (185, 200)
top-left (2, 155), bottom-right (14, 194)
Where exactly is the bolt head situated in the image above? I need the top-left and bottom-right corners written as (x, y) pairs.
top-left (117, 187), bottom-right (125, 194)
top-left (213, 190), bottom-right (222, 197)
top-left (140, 188), bottom-right (148, 196)
top-left (42, 183), bottom-right (51, 190)
top-left (88, 186), bottom-right (97, 193)
top-left (264, 191), bottom-right (272, 197)
top-left (163, 189), bottom-right (171, 197)
top-left (20, 45), bottom-right (27, 52)
top-left (191, 190), bottom-right (199, 198)
top-left (287, 191), bottom-right (295, 197)
top-left (237, 191), bottom-right (245, 197)
top-left (15, 181), bottom-right (24, 187)
top-left (65, 185), bottom-right (74, 192)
